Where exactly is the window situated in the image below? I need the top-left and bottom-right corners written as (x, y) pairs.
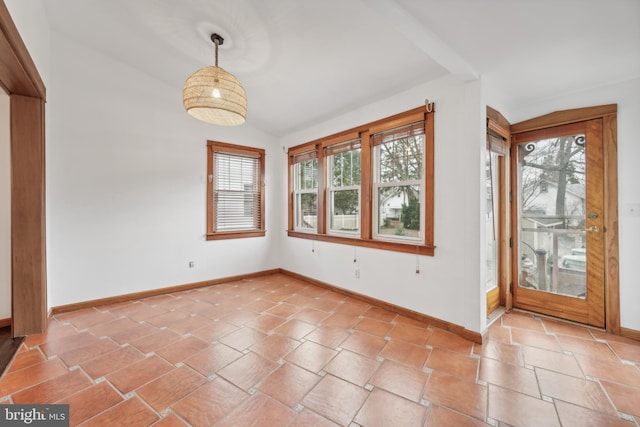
top-left (292, 151), bottom-right (318, 231)
top-left (287, 105), bottom-right (434, 255)
top-left (373, 122), bottom-right (424, 243)
top-left (207, 141), bottom-right (265, 240)
top-left (326, 139), bottom-right (361, 235)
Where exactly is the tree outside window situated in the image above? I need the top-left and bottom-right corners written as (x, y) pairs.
top-left (374, 124), bottom-right (425, 242)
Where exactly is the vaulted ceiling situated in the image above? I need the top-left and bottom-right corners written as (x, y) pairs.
top-left (43, 0), bottom-right (640, 136)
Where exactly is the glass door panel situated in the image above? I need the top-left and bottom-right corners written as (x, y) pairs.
top-left (517, 134), bottom-right (586, 298)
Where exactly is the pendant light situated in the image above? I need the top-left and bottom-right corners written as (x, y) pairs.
top-left (183, 33), bottom-right (247, 126)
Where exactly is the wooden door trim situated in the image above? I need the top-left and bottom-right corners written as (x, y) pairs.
top-left (1, 1), bottom-right (48, 336)
top-left (511, 104), bottom-right (619, 334)
top-left (487, 106), bottom-right (511, 139)
top-left (487, 106), bottom-right (512, 313)
top-left (0, 2), bottom-right (46, 99)
top-left (585, 119), bottom-right (605, 327)
top-left (511, 104), bottom-right (616, 134)
top-left (602, 114), bottom-right (619, 335)
top-left (11, 95), bottom-right (47, 335)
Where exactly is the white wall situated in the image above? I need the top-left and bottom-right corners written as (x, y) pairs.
top-left (0, 91), bottom-right (10, 320)
top-left (45, 33), bottom-right (280, 307)
top-left (496, 78), bottom-right (640, 332)
top-left (279, 74), bottom-right (487, 334)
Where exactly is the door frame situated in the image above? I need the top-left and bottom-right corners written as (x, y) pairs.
top-left (510, 104), bottom-right (619, 334)
top-left (486, 107), bottom-right (511, 315)
top-left (0, 1), bottom-right (48, 337)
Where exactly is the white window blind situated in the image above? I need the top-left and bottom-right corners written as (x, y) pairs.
top-left (214, 151), bottom-right (261, 231)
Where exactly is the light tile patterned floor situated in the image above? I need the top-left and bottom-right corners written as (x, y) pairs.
top-left (1, 273), bottom-right (639, 426)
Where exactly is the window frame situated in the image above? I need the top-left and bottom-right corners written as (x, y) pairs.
top-left (207, 140), bottom-right (265, 240)
top-left (326, 138), bottom-right (362, 237)
top-left (372, 123), bottom-right (426, 244)
top-left (287, 105), bottom-right (435, 255)
top-left (292, 151), bottom-right (319, 232)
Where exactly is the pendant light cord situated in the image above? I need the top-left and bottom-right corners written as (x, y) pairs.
top-left (210, 33), bottom-right (224, 67)
top-left (214, 38), bottom-right (219, 67)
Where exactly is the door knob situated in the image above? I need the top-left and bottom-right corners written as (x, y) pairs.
top-left (587, 226), bottom-right (599, 232)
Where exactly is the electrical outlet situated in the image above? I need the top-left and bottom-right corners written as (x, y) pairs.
top-left (188, 261), bottom-right (195, 268)
top-left (354, 267), bottom-right (360, 279)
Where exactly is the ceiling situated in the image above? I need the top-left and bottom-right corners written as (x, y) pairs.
top-left (43, 0), bottom-right (640, 137)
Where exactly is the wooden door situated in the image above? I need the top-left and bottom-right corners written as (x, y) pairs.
top-left (511, 119), bottom-right (605, 327)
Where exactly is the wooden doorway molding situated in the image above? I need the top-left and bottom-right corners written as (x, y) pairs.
top-left (511, 104), bottom-right (620, 335)
top-left (0, 1), bottom-right (48, 336)
top-left (486, 106), bottom-right (512, 314)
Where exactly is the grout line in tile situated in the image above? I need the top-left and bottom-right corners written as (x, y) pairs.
top-left (4, 276), bottom-right (639, 425)
top-left (617, 412), bottom-right (636, 422)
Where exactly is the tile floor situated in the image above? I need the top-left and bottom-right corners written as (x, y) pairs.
top-left (1, 273), bottom-right (639, 426)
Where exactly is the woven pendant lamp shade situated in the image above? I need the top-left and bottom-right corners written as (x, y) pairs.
top-left (183, 33), bottom-right (247, 126)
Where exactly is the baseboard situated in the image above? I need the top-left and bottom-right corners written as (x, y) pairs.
top-left (50, 268), bottom-right (282, 315)
top-left (621, 327), bottom-right (640, 342)
top-left (41, 267), bottom-right (640, 345)
top-left (51, 267), bottom-right (639, 345)
top-left (0, 318), bottom-right (11, 329)
top-left (280, 269), bottom-right (484, 344)
top-left (48, 267), bottom-right (483, 344)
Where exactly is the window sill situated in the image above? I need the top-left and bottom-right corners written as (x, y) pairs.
top-left (287, 230), bottom-right (434, 256)
top-left (207, 230), bottom-right (266, 241)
